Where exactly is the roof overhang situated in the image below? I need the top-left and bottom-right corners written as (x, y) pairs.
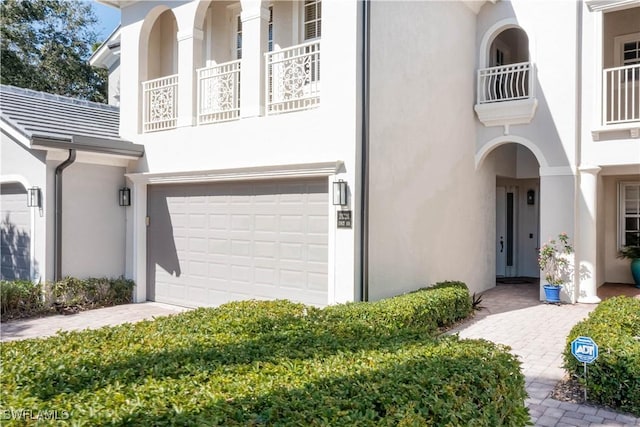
top-left (31, 134), bottom-right (144, 158)
top-left (96, 0), bottom-right (137, 9)
top-left (89, 26), bottom-right (121, 69)
top-left (586, 0), bottom-right (639, 12)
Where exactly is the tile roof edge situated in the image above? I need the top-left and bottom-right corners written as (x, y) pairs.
top-left (0, 84), bottom-right (119, 113)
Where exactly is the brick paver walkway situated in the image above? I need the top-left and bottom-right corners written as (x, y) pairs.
top-left (0, 302), bottom-right (188, 342)
top-left (450, 283), bottom-right (640, 427)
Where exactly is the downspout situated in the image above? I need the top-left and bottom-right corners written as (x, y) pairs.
top-left (54, 149), bottom-right (76, 281)
top-left (359, 0), bottom-right (371, 301)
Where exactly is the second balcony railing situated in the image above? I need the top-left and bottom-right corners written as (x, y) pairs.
top-left (266, 41), bottom-right (320, 115)
top-left (197, 60), bottom-right (241, 124)
top-left (142, 74), bottom-right (178, 133)
top-left (477, 62), bottom-right (535, 104)
top-left (603, 64), bottom-right (640, 125)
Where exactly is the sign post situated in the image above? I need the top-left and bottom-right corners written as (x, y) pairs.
top-left (571, 336), bottom-right (598, 402)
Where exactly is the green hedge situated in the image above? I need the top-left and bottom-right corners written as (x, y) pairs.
top-left (0, 277), bottom-right (134, 321)
top-left (0, 280), bottom-right (44, 319)
top-left (0, 282), bottom-right (529, 426)
top-left (563, 296), bottom-right (640, 416)
top-left (321, 280), bottom-right (472, 334)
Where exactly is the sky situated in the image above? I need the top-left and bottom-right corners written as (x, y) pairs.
top-left (89, 1), bottom-right (121, 42)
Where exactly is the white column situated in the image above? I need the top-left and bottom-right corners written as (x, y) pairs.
top-left (131, 181), bottom-right (147, 303)
top-left (577, 166), bottom-right (601, 303)
top-left (240, 1), bottom-right (269, 118)
top-left (176, 28), bottom-right (203, 128)
top-left (539, 167), bottom-right (577, 302)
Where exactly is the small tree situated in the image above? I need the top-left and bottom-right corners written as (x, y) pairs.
top-left (0, 0), bottom-right (107, 102)
top-left (538, 232), bottom-right (574, 286)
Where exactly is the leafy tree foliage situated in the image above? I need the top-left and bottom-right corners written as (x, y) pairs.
top-left (1, 0), bottom-right (107, 102)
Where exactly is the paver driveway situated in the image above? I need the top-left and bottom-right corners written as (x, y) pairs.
top-left (0, 302), bottom-right (188, 342)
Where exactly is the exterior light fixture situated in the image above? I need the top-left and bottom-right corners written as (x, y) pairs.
top-left (527, 189), bottom-right (535, 205)
top-left (119, 187), bottom-right (131, 207)
top-left (27, 187), bottom-right (41, 208)
top-left (333, 180), bottom-right (348, 206)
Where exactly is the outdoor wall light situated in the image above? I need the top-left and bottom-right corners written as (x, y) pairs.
top-left (119, 187), bottom-right (131, 207)
top-left (527, 189), bottom-right (535, 205)
top-left (333, 180), bottom-right (348, 206)
top-left (27, 187), bottom-right (41, 208)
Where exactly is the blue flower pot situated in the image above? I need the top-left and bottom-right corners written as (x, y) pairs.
top-left (631, 258), bottom-right (640, 288)
top-left (543, 285), bottom-right (561, 303)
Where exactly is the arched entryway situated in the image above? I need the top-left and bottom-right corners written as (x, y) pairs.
top-left (478, 138), bottom-right (545, 286)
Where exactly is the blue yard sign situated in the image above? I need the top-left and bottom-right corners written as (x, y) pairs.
top-left (571, 336), bottom-right (599, 364)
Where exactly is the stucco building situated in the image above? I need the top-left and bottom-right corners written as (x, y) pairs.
top-left (2, 0), bottom-right (639, 306)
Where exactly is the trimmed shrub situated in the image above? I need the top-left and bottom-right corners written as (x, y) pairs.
top-left (321, 280), bottom-right (472, 334)
top-left (0, 282), bottom-right (529, 426)
top-left (51, 276), bottom-right (134, 308)
top-left (563, 296), bottom-right (640, 416)
top-left (1, 277), bottom-right (134, 321)
top-left (0, 280), bottom-right (44, 318)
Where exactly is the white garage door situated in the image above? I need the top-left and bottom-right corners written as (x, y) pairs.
top-left (147, 179), bottom-right (328, 307)
top-left (1, 183), bottom-right (31, 280)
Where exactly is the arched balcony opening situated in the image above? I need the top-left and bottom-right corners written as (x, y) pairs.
top-left (196, 1), bottom-right (241, 124)
top-left (475, 24), bottom-right (537, 129)
top-left (142, 9), bottom-right (179, 132)
top-left (481, 27), bottom-right (531, 103)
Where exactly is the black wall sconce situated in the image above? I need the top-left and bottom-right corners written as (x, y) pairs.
top-left (27, 187), bottom-right (41, 208)
top-left (527, 189), bottom-right (535, 205)
top-left (119, 187), bottom-right (131, 207)
top-left (333, 180), bottom-right (348, 206)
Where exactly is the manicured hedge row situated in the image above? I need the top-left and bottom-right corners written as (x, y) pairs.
top-left (0, 282), bottom-right (529, 426)
top-left (0, 277), bottom-right (134, 320)
top-left (563, 296), bottom-right (640, 416)
top-left (321, 280), bottom-right (472, 334)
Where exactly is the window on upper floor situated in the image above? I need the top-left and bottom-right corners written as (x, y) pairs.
top-left (235, 14), bottom-right (243, 60)
top-left (620, 182), bottom-right (640, 248)
top-left (622, 40), bottom-right (640, 66)
top-left (614, 32), bottom-right (640, 80)
top-left (304, 0), bottom-right (321, 41)
top-left (268, 5), bottom-right (273, 52)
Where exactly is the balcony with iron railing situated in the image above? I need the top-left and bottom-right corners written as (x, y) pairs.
top-left (603, 64), bottom-right (640, 126)
top-left (142, 74), bottom-right (179, 133)
top-left (474, 62), bottom-right (538, 129)
top-left (197, 60), bottom-right (241, 125)
top-left (266, 40), bottom-right (320, 115)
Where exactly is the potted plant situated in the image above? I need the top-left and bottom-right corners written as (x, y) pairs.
top-left (617, 245), bottom-right (640, 288)
top-left (538, 232), bottom-right (574, 303)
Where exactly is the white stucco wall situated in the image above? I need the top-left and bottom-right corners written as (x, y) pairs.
top-left (119, 0), bottom-right (362, 304)
top-left (61, 162), bottom-right (127, 279)
top-left (0, 134), bottom-right (48, 282)
top-left (108, 59), bottom-right (121, 106)
top-left (367, 1), bottom-right (495, 299)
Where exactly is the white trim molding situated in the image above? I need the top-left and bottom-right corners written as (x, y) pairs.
top-left (475, 135), bottom-right (549, 170)
top-left (126, 161), bottom-right (344, 185)
top-left (586, 0), bottom-right (640, 12)
top-left (539, 166), bottom-right (576, 177)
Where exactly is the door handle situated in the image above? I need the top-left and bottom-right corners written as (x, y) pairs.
top-left (500, 237), bottom-right (504, 253)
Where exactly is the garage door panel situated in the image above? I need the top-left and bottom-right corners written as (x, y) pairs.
top-left (1, 184), bottom-right (31, 281)
top-left (148, 179), bottom-right (328, 307)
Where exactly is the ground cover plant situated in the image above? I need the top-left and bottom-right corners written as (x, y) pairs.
top-left (563, 296), bottom-right (640, 416)
top-left (0, 282), bottom-right (530, 426)
top-left (0, 277), bottom-right (134, 321)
